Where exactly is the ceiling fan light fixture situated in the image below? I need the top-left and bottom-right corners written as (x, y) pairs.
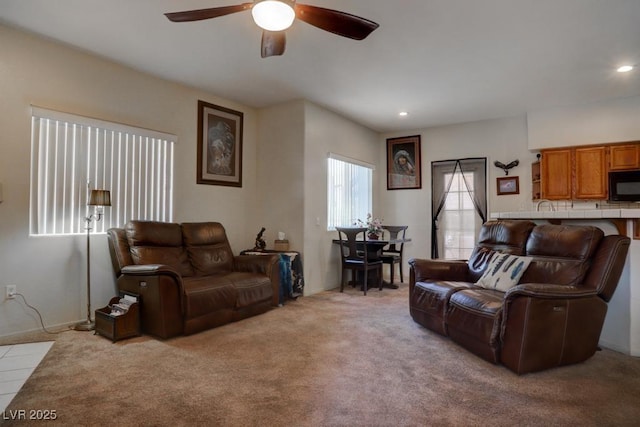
top-left (252, 0), bottom-right (295, 32)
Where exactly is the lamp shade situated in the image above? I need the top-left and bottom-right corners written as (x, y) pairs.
top-left (251, 0), bottom-right (295, 31)
top-left (88, 189), bottom-right (111, 207)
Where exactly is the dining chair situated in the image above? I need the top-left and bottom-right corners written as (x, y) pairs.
top-left (335, 227), bottom-right (383, 295)
top-left (381, 225), bottom-right (408, 285)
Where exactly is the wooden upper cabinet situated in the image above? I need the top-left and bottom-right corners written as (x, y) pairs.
top-left (540, 142), bottom-right (640, 201)
top-left (541, 148), bottom-right (572, 200)
top-left (574, 146), bottom-right (607, 199)
top-left (609, 143), bottom-right (640, 170)
top-left (540, 146), bottom-right (608, 200)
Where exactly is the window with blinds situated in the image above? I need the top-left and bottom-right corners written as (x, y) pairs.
top-left (29, 107), bottom-right (175, 236)
top-left (327, 153), bottom-right (373, 231)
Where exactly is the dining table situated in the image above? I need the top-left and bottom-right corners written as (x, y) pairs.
top-left (332, 236), bottom-right (412, 289)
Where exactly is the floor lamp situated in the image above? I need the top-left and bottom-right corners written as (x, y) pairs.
top-left (74, 189), bottom-right (111, 331)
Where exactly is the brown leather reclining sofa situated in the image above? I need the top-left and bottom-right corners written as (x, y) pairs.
top-left (409, 220), bottom-right (630, 374)
top-left (107, 220), bottom-right (280, 339)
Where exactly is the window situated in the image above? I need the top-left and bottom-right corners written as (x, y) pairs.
top-left (327, 153), bottom-right (373, 230)
top-left (30, 107), bottom-right (175, 235)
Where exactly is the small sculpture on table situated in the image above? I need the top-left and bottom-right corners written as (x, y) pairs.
top-left (254, 227), bottom-right (267, 251)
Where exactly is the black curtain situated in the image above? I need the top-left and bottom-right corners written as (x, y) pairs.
top-left (431, 158), bottom-right (487, 259)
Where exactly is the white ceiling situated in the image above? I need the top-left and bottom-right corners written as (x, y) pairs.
top-left (1, 0), bottom-right (639, 132)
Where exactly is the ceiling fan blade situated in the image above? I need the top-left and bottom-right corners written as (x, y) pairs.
top-left (261, 31), bottom-right (286, 58)
top-left (295, 4), bottom-right (379, 40)
top-left (165, 3), bottom-right (252, 22)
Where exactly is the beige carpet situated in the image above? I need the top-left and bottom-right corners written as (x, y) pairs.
top-left (3, 283), bottom-right (640, 426)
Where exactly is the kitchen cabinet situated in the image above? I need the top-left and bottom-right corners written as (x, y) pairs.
top-left (541, 146), bottom-right (607, 200)
top-left (541, 148), bottom-right (572, 200)
top-left (609, 143), bottom-right (640, 170)
top-left (531, 161), bottom-right (541, 200)
top-left (574, 146), bottom-right (607, 199)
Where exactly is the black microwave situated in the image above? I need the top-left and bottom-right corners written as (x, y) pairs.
top-left (609, 170), bottom-right (640, 202)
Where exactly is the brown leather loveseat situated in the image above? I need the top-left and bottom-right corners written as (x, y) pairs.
top-left (409, 220), bottom-right (630, 374)
top-left (107, 220), bottom-right (280, 339)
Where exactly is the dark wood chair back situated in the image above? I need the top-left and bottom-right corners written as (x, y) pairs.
top-left (381, 225), bottom-right (409, 285)
top-left (335, 227), bottom-right (383, 295)
top-left (382, 225), bottom-right (408, 255)
top-left (336, 227), bottom-right (368, 261)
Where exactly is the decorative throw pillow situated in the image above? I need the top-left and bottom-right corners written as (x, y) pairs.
top-left (476, 253), bottom-right (532, 292)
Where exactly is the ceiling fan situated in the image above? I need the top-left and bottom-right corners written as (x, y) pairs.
top-left (165, 0), bottom-right (379, 58)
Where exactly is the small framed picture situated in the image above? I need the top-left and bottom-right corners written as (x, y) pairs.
top-left (497, 176), bottom-right (519, 195)
top-left (197, 100), bottom-right (243, 187)
top-left (387, 135), bottom-right (422, 190)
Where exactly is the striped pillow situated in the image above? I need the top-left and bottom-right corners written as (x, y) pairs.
top-left (476, 253), bottom-right (532, 292)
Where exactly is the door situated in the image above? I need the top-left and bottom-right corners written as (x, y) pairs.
top-left (431, 158), bottom-right (487, 259)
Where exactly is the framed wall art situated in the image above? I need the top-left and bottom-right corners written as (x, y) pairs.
top-left (496, 176), bottom-right (519, 195)
top-left (387, 135), bottom-right (422, 190)
top-left (197, 100), bottom-right (244, 187)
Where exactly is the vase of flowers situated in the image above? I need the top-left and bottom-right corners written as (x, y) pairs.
top-left (356, 213), bottom-right (383, 240)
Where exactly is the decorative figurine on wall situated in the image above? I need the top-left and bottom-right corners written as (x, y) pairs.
top-left (254, 227), bottom-right (267, 251)
top-left (494, 159), bottom-right (519, 175)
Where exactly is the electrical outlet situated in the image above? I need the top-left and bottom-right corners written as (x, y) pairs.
top-left (5, 285), bottom-right (16, 299)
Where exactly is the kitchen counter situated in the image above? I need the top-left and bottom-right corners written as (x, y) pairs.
top-left (490, 209), bottom-right (640, 237)
top-left (490, 208), bottom-right (640, 219)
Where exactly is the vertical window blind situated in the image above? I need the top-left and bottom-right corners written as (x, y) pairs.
top-left (327, 153), bottom-right (373, 230)
top-left (30, 107), bottom-right (175, 235)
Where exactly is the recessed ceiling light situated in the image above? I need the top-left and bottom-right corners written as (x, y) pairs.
top-left (617, 65), bottom-right (634, 73)
top-left (399, 111), bottom-right (409, 117)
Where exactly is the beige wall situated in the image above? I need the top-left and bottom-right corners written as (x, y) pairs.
top-left (0, 24), bottom-right (259, 337)
top-left (302, 102), bottom-right (380, 295)
top-left (527, 96), bottom-right (640, 149)
top-left (256, 99), bottom-right (381, 296)
top-left (256, 100), bottom-right (305, 253)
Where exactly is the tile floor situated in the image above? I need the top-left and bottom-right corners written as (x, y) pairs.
top-left (0, 342), bottom-right (54, 413)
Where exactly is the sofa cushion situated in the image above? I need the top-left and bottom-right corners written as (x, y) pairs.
top-left (182, 276), bottom-right (237, 320)
top-left (411, 280), bottom-right (475, 336)
top-left (521, 224), bottom-right (604, 286)
top-left (226, 272), bottom-right (273, 308)
top-left (126, 221), bottom-right (194, 277)
top-left (472, 220), bottom-right (535, 255)
top-left (476, 253), bottom-right (532, 292)
top-left (182, 222), bottom-right (234, 276)
top-left (447, 288), bottom-right (505, 363)
top-left (526, 224), bottom-right (603, 259)
top-left (467, 220), bottom-right (535, 281)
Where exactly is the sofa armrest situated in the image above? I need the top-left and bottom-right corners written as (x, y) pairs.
top-left (121, 264), bottom-right (181, 278)
top-left (117, 264), bottom-right (184, 339)
top-left (234, 254), bottom-right (278, 274)
top-left (409, 258), bottom-right (470, 283)
top-left (501, 282), bottom-right (606, 374)
top-left (234, 254), bottom-right (281, 306)
top-left (505, 283), bottom-right (598, 300)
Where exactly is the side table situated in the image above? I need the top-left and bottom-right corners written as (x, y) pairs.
top-left (241, 249), bottom-right (304, 305)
